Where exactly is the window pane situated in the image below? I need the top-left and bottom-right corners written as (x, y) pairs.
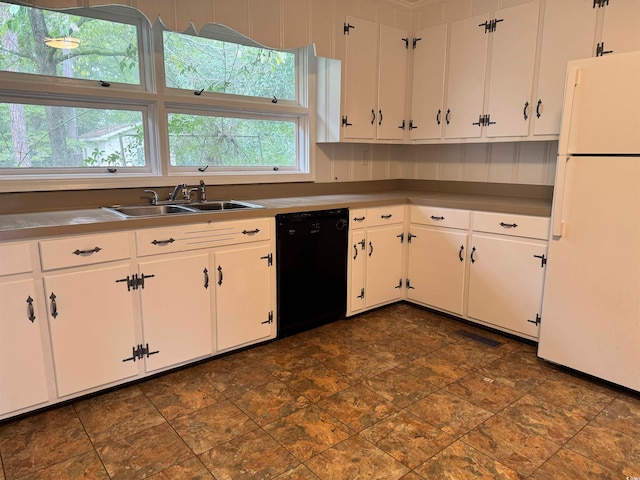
top-left (0, 2), bottom-right (140, 84)
top-left (168, 113), bottom-right (296, 168)
top-left (0, 103), bottom-right (145, 168)
top-left (163, 31), bottom-right (295, 100)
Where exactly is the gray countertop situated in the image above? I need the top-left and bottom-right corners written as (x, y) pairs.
top-left (0, 190), bottom-right (552, 241)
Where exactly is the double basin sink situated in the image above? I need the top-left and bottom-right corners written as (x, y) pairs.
top-left (103, 200), bottom-right (263, 218)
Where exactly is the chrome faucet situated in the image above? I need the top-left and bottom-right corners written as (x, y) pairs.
top-left (168, 183), bottom-right (187, 201)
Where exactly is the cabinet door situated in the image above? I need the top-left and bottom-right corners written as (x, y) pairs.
top-left (533, 0), bottom-right (597, 136)
top-left (347, 229), bottom-right (366, 315)
top-left (44, 264), bottom-right (138, 397)
top-left (444, 13), bottom-right (489, 139)
top-left (343, 16), bottom-right (378, 139)
top-left (485, 1), bottom-right (539, 138)
top-left (365, 225), bottom-right (405, 308)
top-left (215, 243), bottom-right (274, 351)
top-left (407, 226), bottom-right (467, 315)
top-left (410, 24), bottom-right (447, 140)
top-left (600, 0), bottom-right (640, 56)
top-left (0, 278), bottom-right (48, 415)
top-left (138, 253), bottom-right (213, 373)
top-left (377, 24), bottom-right (409, 140)
top-left (467, 235), bottom-right (546, 339)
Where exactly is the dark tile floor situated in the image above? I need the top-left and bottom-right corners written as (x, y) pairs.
top-left (1, 303), bottom-right (639, 479)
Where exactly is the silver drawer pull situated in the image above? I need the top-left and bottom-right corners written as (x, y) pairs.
top-left (72, 247), bottom-right (102, 256)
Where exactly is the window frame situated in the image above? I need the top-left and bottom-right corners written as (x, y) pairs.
top-left (0, 1), bottom-right (314, 192)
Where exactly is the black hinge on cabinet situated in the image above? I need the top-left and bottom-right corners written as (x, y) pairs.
top-left (342, 115), bottom-right (352, 127)
top-left (595, 42), bottom-right (614, 57)
top-left (405, 279), bottom-right (415, 290)
top-left (402, 37), bottom-right (409, 49)
top-left (527, 314), bottom-right (542, 326)
top-left (260, 253), bottom-right (273, 266)
top-left (115, 273), bottom-right (155, 291)
top-left (395, 278), bottom-right (403, 289)
top-left (412, 37), bottom-right (422, 49)
top-left (122, 343), bottom-right (159, 362)
top-left (409, 120), bottom-right (417, 130)
top-left (479, 18), bottom-right (503, 33)
top-left (407, 232), bottom-right (416, 244)
top-left (344, 23), bottom-right (355, 35)
top-left (357, 288), bottom-right (365, 299)
top-left (533, 254), bottom-right (547, 267)
top-left (397, 232), bottom-right (405, 243)
top-left (398, 120), bottom-right (406, 130)
top-left (262, 311), bottom-right (274, 325)
top-left (593, 0), bottom-right (609, 7)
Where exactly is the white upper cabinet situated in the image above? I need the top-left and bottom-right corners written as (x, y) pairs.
top-left (343, 16), bottom-right (409, 141)
top-left (599, 0), bottom-right (640, 56)
top-left (444, 13), bottom-right (489, 140)
top-left (410, 23), bottom-right (447, 140)
top-left (533, 0), bottom-right (597, 137)
top-left (485, 1), bottom-right (540, 138)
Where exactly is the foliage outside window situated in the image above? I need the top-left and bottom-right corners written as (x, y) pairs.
top-left (0, 1), bottom-right (310, 186)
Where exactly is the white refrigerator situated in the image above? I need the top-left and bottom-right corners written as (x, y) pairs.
top-left (537, 51), bottom-right (640, 392)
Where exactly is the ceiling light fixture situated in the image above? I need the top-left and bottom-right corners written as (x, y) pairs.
top-left (44, 36), bottom-right (80, 49)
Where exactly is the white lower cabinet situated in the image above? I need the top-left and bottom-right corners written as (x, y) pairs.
top-left (44, 263), bottom-right (139, 397)
top-left (215, 243), bottom-right (274, 352)
top-left (406, 207), bottom-right (549, 340)
top-left (0, 276), bottom-right (49, 415)
top-left (467, 234), bottom-right (547, 338)
top-left (137, 252), bottom-right (213, 373)
top-left (406, 225), bottom-right (467, 316)
top-left (347, 206), bottom-right (406, 316)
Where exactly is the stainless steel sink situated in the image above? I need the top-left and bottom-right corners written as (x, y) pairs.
top-left (188, 200), bottom-right (264, 211)
top-left (102, 200), bottom-right (263, 218)
top-left (103, 204), bottom-right (197, 218)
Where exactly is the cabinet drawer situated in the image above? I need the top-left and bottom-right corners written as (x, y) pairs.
top-left (472, 211), bottom-right (550, 240)
top-left (136, 217), bottom-right (272, 256)
top-left (410, 206), bottom-right (470, 230)
top-left (350, 208), bottom-right (368, 229)
top-left (0, 242), bottom-right (32, 276)
top-left (39, 232), bottom-right (130, 271)
top-left (366, 205), bottom-right (405, 227)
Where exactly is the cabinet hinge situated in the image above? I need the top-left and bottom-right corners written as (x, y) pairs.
top-left (397, 232), bottom-right (405, 243)
top-left (341, 115), bottom-right (352, 127)
top-left (406, 279), bottom-right (415, 290)
top-left (344, 23), bottom-right (355, 35)
top-left (262, 311), bottom-right (274, 324)
top-left (260, 253), bottom-right (273, 266)
top-left (412, 37), bottom-right (422, 49)
top-left (527, 313), bottom-right (542, 326)
top-left (409, 120), bottom-right (417, 130)
top-left (357, 288), bottom-right (365, 299)
top-left (123, 343), bottom-right (159, 362)
top-left (479, 18), bottom-right (503, 33)
top-left (533, 254), bottom-right (547, 267)
top-left (402, 37), bottom-right (409, 49)
top-left (407, 232), bottom-right (416, 244)
top-left (395, 278), bottom-right (403, 289)
top-left (593, 0), bottom-right (609, 8)
top-left (595, 42), bottom-right (613, 57)
top-left (115, 273), bottom-right (155, 291)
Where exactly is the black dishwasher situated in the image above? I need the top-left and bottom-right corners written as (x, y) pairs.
top-left (276, 209), bottom-right (349, 337)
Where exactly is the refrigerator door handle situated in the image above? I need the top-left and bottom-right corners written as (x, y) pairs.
top-left (551, 155), bottom-right (570, 238)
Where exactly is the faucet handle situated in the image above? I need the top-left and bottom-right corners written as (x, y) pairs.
top-left (144, 189), bottom-right (159, 205)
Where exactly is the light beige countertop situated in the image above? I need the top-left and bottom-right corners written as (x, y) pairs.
top-left (0, 190), bottom-right (552, 241)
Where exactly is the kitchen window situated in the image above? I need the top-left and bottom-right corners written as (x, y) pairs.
top-left (0, 1), bottom-right (311, 190)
